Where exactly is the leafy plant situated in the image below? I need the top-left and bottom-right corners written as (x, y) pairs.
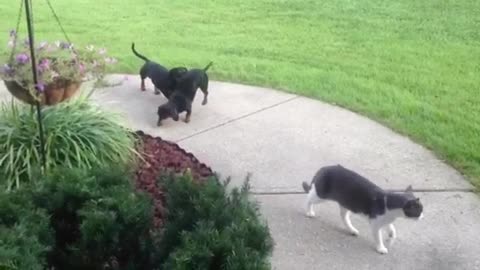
top-left (0, 166), bottom-right (274, 269)
top-left (158, 174), bottom-right (274, 270)
top-left (0, 30), bottom-right (116, 94)
top-left (0, 166), bottom-right (159, 270)
top-left (0, 187), bottom-right (53, 270)
top-left (28, 166), bottom-right (156, 270)
top-left (0, 96), bottom-right (138, 190)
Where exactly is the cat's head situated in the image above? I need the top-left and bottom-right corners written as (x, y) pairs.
top-left (402, 185), bottom-right (424, 220)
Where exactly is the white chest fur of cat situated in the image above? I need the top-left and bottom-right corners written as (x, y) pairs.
top-left (302, 165), bottom-right (424, 254)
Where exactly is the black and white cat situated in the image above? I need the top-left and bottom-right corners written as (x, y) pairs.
top-left (302, 164), bottom-right (424, 254)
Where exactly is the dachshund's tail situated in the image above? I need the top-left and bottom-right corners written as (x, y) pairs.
top-left (203, 61), bottom-right (213, 71)
top-left (131, 42), bottom-right (150, 62)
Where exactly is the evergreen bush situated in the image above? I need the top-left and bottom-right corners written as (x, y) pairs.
top-left (158, 174), bottom-right (274, 270)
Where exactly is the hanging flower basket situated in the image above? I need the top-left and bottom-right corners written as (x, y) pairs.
top-left (4, 79), bottom-right (81, 106)
top-left (1, 30), bottom-right (117, 106)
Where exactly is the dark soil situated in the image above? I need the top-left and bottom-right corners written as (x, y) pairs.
top-left (133, 131), bottom-right (214, 228)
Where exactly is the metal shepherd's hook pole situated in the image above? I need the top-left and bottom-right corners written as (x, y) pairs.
top-left (24, 0), bottom-right (47, 172)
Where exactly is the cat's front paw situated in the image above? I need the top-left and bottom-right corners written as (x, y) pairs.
top-left (376, 246), bottom-right (388, 254)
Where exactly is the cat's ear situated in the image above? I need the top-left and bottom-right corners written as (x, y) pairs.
top-left (405, 185), bottom-right (413, 193)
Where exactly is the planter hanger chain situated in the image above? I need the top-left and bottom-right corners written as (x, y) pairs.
top-left (10, 0), bottom-right (73, 60)
top-left (9, 0), bottom-right (76, 173)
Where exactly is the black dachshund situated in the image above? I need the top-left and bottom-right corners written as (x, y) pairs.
top-left (157, 61), bottom-right (213, 126)
top-left (131, 42), bottom-right (187, 98)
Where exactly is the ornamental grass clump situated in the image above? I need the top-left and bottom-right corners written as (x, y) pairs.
top-left (0, 96), bottom-right (137, 190)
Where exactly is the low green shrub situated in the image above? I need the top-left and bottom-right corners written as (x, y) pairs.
top-left (158, 174), bottom-right (274, 270)
top-left (0, 187), bottom-right (53, 270)
top-left (0, 96), bottom-right (137, 190)
top-left (0, 166), bottom-right (159, 270)
top-left (0, 168), bottom-right (274, 270)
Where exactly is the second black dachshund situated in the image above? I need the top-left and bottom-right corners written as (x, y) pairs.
top-left (157, 61), bottom-right (213, 126)
top-left (131, 42), bottom-right (187, 98)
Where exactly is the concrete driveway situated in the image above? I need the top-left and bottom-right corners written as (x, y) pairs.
top-left (2, 76), bottom-right (479, 270)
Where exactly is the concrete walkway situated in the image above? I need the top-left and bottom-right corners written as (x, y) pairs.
top-left (2, 76), bottom-right (480, 269)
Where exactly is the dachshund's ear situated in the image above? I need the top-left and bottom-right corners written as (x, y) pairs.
top-left (169, 67), bottom-right (188, 77)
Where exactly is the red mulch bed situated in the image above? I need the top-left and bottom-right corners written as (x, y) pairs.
top-left (133, 131), bottom-right (214, 228)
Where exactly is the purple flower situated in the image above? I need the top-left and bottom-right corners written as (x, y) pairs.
top-left (79, 63), bottom-right (85, 73)
top-left (2, 63), bottom-right (11, 71)
top-left (1, 64), bottom-right (14, 76)
top-left (38, 59), bottom-right (51, 72)
top-left (59, 41), bottom-right (72, 49)
top-left (9, 29), bottom-right (16, 37)
top-left (15, 53), bottom-right (30, 64)
top-left (35, 82), bottom-right (45, 92)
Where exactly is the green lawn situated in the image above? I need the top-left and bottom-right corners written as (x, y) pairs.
top-left (1, 0), bottom-right (479, 188)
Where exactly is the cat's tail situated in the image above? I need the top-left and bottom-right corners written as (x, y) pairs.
top-left (302, 181), bottom-right (311, 193)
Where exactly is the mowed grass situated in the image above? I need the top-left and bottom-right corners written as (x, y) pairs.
top-left (1, 0), bottom-right (479, 188)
